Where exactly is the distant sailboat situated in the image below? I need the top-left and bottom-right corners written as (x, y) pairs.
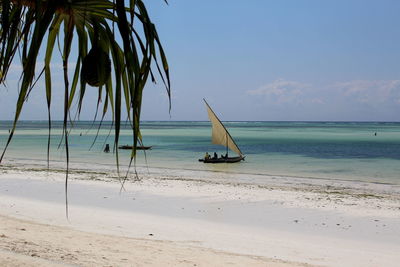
top-left (199, 99), bottom-right (245, 163)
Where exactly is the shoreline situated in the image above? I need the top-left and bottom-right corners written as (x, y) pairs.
top-left (2, 159), bottom-right (400, 198)
top-left (1, 162), bottom-right (400, 266)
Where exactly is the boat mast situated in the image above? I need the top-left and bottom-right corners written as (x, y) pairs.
top-left (226, 132), bottom-right (228, 156)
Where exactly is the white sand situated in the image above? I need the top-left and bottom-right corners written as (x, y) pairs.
top-left (0, 162), bottom-right (399, 266)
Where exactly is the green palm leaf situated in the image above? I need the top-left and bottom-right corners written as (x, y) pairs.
top-left (0, 0), bottom-right (171, 216)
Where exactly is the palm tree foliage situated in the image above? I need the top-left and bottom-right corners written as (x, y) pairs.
top-left (0, 0), bottom-right (171, 215)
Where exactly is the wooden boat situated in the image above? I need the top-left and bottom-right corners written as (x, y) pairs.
top-left (199, 156), bottom-right (243, 163)
top-left (118, 145), bottom-right (152, 150)
top-left (199, 99), bottom-right (245, 163)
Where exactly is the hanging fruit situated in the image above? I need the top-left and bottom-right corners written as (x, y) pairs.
top-left (81, 46), bottom-right (111, 87)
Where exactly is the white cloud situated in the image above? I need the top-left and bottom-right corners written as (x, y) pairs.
top-left (245, 78), bottom-right (400, 121)
top-left (247, 79), bottom-right (310, 104)
top-left (334, 80), bottom-right (400, 105)
top-left (248, 79), bottom-right (309, 96)
top-left (248, 79), bottom-right (400, 107)
top-left (310, 98), bottom-right (325, 104)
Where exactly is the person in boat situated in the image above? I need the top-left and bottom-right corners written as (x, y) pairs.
top-left (204, 152), bottom-right (210, 160)
top-left (104, 144), bottom-right (110, 153)
top-left (213, 152), bottom-right (218, 159)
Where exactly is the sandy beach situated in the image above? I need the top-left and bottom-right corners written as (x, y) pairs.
top-left (1, 0), bottom-right (400, 265)
top-left (1, 162), bottom-right (400, 266)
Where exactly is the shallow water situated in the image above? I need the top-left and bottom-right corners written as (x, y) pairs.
top-left (1, 121), bottom-right (400, 184)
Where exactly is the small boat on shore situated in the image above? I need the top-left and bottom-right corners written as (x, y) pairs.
top-left (118, 145), bottom-right (152, 150)
top-left (199, 99), bottom-right (245, 163)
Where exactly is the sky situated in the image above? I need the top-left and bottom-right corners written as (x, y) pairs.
top-left (1, 0), bottom-right (400, 121)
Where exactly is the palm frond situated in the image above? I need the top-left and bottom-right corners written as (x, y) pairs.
top-left (0, 0), bottom-right (171, 216)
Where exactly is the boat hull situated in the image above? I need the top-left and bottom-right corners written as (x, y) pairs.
top-left (199, 156), bottom-right (245, 163)
top-left (118, 145), bottom-right (152, 150)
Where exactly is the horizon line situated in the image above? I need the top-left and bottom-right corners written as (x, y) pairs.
top-left (0, 120), bottom-right (399, 123)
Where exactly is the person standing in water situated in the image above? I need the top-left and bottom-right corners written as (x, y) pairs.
top-left (104, 144), bottom-right (110, 153)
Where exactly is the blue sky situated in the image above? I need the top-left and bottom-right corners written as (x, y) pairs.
top-left (1, 0), bottom-right (400, 121)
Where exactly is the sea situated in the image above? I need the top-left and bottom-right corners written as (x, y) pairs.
top-left (1, 121), bottom-right (400, 185)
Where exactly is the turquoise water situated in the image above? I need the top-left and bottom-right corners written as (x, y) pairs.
top-left (1, 121), bottom-right (400, 184)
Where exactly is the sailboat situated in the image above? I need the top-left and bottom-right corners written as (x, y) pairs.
top-left (199, 99), bottom-right (245, 163)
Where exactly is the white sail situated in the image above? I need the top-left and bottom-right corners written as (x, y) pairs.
top-left (204, 99), bottom-right (243, 157)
